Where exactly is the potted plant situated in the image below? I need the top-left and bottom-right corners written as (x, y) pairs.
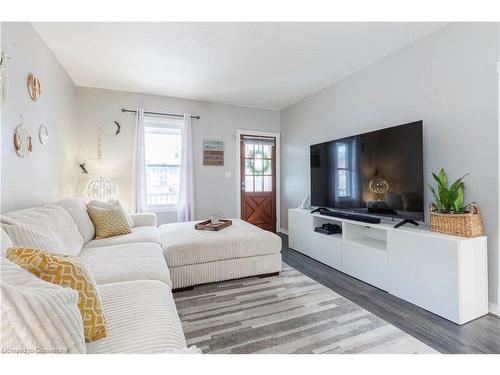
top-left (427, 169), bottom-right (483, 237)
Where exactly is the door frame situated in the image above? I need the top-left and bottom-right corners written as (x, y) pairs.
top-left (236, 129), bottom-right (281, 232)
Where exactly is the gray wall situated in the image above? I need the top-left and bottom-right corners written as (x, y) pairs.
top-left (76, 87), bottom-right (280, 224)
top-left (1, 23), bottom-right (78, 213)
top-left (280, 23), bottom-right (499, 309)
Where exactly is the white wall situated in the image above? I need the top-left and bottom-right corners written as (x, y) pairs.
top-left (1, 23), bottom-right (78, 213)
top-left (280, 23), bottom-right (499, 309)
top-left (76, 87), bottom-right (280, 223)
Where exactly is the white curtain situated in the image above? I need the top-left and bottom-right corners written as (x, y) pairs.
top-left (177, 113), bottom-right (194, 222)
top-left (132, 109), bottom-right (148, 213)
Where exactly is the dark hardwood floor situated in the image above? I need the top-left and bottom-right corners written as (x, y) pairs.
top-left (278, 233), bottom-right (500, 354)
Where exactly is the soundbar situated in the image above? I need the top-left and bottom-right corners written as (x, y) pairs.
top-left (313, 208), bottom-right (381, 224)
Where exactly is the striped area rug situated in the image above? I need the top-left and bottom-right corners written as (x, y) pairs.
top-left (173, 264), bottom-right (438, 354)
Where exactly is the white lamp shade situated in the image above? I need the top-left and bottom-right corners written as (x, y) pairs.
top-left (84, 176), bottom-right (119, 201)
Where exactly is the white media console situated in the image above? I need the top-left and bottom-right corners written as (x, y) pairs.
top-left (288, 208), bottom-right (489, 324)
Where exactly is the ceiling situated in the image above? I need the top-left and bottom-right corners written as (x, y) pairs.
top-left (33, 22), bottom-right (445, 110)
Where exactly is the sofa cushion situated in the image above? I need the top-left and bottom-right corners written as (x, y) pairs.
top-left (79, 243), bottom-right (171, 286)
top-left (0, 258), bottom-right (86, 354)
top-left (55, 198), bottom-right (95, 243)
top-left (83, 226), bottom-right (161, 248)
top-left (1, 205), bottom-right (84, 256)
top-left (86, 280), bottom-right (186, 354)
top-left (6, 247), bottom-right (107, 342)
top-left (160, 219), bottom-right (282, 267)
top-left (1, 227), bottom-right (13, 256)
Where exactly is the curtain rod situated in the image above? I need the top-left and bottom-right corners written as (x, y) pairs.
top-left (121, 108), bottom-right (200, 120)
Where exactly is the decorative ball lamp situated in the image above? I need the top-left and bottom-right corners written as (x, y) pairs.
top-left (84, 176), bottom-right (119, 201)
top-left (369, 171), bottom-right (389, 195)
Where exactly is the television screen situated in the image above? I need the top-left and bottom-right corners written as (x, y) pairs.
top-left (310, 121), bottom-right (424, 221)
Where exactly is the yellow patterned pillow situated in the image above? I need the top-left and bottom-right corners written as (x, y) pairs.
top-left (87, 203), bottom-right (132, 239)
top-left (6, 247), bottom-right (107, 342)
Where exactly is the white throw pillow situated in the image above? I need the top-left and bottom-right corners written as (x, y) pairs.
top-left (0, 258), bottom-right (86, 354)
top-left (55, 198), bottom-right (96, 243)
top-left (1, 205), bottom-right (84, 256)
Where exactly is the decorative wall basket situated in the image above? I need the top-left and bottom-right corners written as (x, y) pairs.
top-left (429, 202), bottom-right (484, 237)
top-left (27, 73), bottom-right (41, 101)
top-left (39, 124), bottom-right (49, 145)
top-left (14, 115), bottom-right (33, 157)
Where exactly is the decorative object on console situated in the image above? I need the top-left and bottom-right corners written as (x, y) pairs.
top-left (84, 176), bottom-right (119, 201)
top-left (27, 73), bottom-right (41, 101)
top-left (195, 219), bottom-right (232, 231)
top-left (13, 115), bottom-right (32, 157)
top-left (38, 124), bottom-right (49, 145)
top-left (430, 202), bottom-right (483, 237)
top-left (299, 194), bottom-right (311, 209)
top-left (427, 169), bottom-right (482, 237)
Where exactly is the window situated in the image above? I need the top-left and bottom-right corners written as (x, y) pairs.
top-left (144, 117), bottom-right (182, 209)
top-left (336, 143), bottom-right (351, 198)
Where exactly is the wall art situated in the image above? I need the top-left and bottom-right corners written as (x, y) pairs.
top-left (39, 124), bottom-right (49, 145)
top-left (27, 73), bottom-right (41, 101)
top-left (203, 139), bottom-right (224, 166)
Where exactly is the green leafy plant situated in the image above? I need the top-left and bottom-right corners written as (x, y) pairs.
top-left (427, 169), bottom-right (468, 213)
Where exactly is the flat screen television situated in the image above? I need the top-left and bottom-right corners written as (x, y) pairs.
top-left (310, 121), bottom-right (424, 222)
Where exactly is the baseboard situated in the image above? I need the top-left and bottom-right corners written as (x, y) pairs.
top-left (278, 228), bottom-right (288, 235)
top-left (489, 303), bottom-right (499, 317)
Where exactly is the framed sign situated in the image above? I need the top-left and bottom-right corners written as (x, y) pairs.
top-left (203, 140), bottom-right (224, 166)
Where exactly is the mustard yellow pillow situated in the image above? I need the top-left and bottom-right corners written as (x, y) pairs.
top-left (87, 202), bottom-right (132, 239)
top-left (6, 247), bottom-right (107, 342)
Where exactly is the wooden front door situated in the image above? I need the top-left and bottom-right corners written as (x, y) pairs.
top-left (240, 135), bottom-right (276, 232)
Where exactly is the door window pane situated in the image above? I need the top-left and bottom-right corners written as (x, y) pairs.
top-left (254, 159), bottom-right (263, 174)
top-left (262, 159), bottom-right (271, 175)
top-left (245, 176), bottom-right (254, 192)
top-left (245, 159), bottom-right (254, 175)
top-left (245, 143), bottom-right (254, 158)
top-left (262, 144), bottom-right (271, 159)
top-left (263, 176), bottom-right (272, 192)
top-left (254, 175), bottom-right (263, 192)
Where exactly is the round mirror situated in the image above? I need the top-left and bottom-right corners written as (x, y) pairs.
top-left (14, 125), bottom-right (32, 157)
top-left (27, 73), bottom-right (41, 101)
top-left (39, 124), bottom-right (49, 145)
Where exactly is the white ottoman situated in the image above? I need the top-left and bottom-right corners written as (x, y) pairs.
top-left (159, 219), bottom-right (282, 290)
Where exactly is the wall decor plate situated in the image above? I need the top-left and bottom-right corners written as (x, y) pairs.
top-left (27, 73), bottom-right (41, 101)
top-left (39, 124), bottom-right (49, 145)
top-left (100, 120), bottom-right (121, 136)
top-left (14, 125), bottom-right (32, 157)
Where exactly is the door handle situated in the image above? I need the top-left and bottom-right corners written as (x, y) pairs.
top-left (241, 181), bottom-right (245, 191)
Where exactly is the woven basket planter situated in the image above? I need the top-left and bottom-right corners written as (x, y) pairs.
top-left (429, 202), bottom-right (484, 237)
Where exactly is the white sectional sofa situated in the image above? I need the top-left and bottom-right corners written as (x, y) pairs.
top-left (1, 198), bottom-right (187, 354)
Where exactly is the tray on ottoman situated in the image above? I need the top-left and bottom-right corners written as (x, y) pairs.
top-left (195, 219), bottom-right (232, 231)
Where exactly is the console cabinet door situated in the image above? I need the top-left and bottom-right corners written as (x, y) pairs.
top-left (387, 231), bottom-right (460, 323)
top-left (288, 210), bottom-right (314, 256)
